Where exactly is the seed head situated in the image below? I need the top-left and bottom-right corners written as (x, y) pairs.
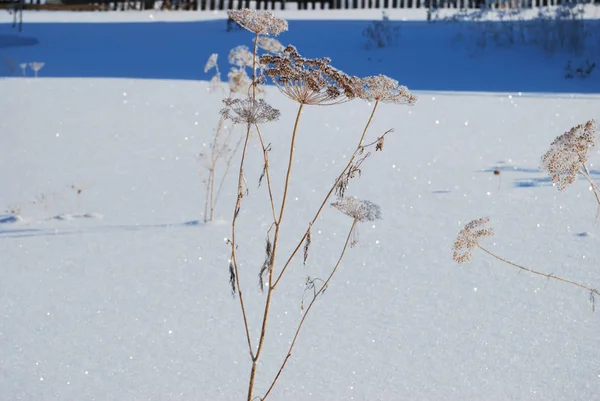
top-left (258, 36), bottom-right (285, 54)
top-left (220, 98), bottom-right (280, 125)
top-left (227, 67), bottom-right (251, 94)
top-left (541, 120), bottom-right (597, 191)
top-left (227, 9), bottom-right (288, 36)
top-left (452, 217), bottom-right (494, 264)
top-left (204, 53), bottom-right (218, 73)
top-left (228, 45), bottom-right (254, 68)
top-left (260, 45), bottom-right (358, 105)
top-left (331, 197), bottom-right (382, 222)
top-left (353, 74), bottom-right (417, 105)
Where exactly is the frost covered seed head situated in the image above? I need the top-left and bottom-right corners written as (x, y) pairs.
top-left (260, 45), bottom-right (358, 105)
top-left (541, 120), bottom-right (597, 191)
top-left (331, 197), bottom-right (382, 222)
top-left (258, 36), bottom-right (285, 54)
top-left (221, 98), bottom-right (280, 125)
top-left (228, 46), bottom-right (254, 68)
top-left (354, 74), bottom-right (417, 105)
top-left (227, 9), bottom-right (288, 36)
top-left (204, 53), bottom-right (218, 73)
top-left (228, 68), bottom-right (251, 94)
top-left (452, 217), bottom-right (494, 264)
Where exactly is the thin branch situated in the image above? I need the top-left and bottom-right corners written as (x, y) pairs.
top-left (230, 123), bottom-right (255, 362)
top-left (231, 33), bottom-right (261, 369)
top-left (272, 100), bottom-right (381, 289)
top-left (262, 219), bottom-right (358, 401)
top-left (478, 245), bottom-right (600, 297)
top-left (255, 123), bottom-right (278, 224)
top-left (254, 103), bottom-right (304, 364)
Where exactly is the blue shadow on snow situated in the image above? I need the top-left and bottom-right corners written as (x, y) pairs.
top-left (1, 19), bottom-right (599, 93)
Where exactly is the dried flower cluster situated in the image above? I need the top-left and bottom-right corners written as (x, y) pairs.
top-left (541, 120), bottom-right (597, 190)
top-left (227, 9), bottom-right (288, 36)
top-left (452, 217), bottom-right (494, 264)
top-left (258, 36), bottom-right (285, 54)
top-left (229, 45), bottom-right (254, 68)
top-left (204, 53), bottom-right (218, 73)
top-left (354, 74), bottom-right (417, 105)
top-left (221, 98), bottom-right (280, 125)
top-left (260, 45), bottom-right (358, 105)
top-left (227, 68), bottom-right (251, 94)
top-left (331, 197), bottom-right (382, 222)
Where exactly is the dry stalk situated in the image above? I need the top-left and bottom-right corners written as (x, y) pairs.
top-left (453, 218), bottom-right (599, 309)
top-left (255, 123), bottom-right (278, 224)
top-left (248, 102), bottom-right (304, 401)
top-left (272, 101), bottom-right (383, 289)
top-left (228, 32), bottom-right (263, 374)
top-left (261, 219), bottom-right (358, 401)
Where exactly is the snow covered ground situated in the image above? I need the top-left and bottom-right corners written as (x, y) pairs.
top-left (1, 7), bottom-right (600, 401)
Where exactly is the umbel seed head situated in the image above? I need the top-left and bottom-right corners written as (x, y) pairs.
top-left (227, 9), bottom-right (288, 36)
top-left (541, 120), bottom-right (597, 191)
top-left (452, 217), bottom-right (494, 264)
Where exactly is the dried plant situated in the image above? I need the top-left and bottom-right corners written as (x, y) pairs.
top-left (228, 45), bottom-right (254, 68)
top-left (216, 9), bottom-right (415, 401)
top-left (260, 45), bottom-right (359, 106)
top-left (541, 120), bottom-right (599, 210)
top-left (29, 62), bottom-right (44, 78)
top-left (453, 218), bottom-right (599, 309)
top-left (227, 67), bottom-right (252, 94)
top-left (200, 53), bottom-right (249, 222)
top-left (227, 9), bottom-right (288, 36)
top-left (331, 197), bottom-right (382, 223)
top-left (354, 74), bottom-right (417, 105)
top-left (258, 36), bottom-right (285, 54)
top-left (452, 217), bottom-right (494, 264)
top-left (220, 98), bottom-right (280, 125)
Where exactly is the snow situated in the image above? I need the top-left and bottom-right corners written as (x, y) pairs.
top-left (1, 7), bottom-right (600, 401)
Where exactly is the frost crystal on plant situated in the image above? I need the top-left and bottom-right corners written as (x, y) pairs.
top-left (452, 217), bottom-right (494, 264)
top-left (227, 9), bottom-right (288, 36)
top-left (331, 197), bottom-right (382, 222)
top-left (228, 68), bottom-right (251, 94)
top-left (260, 45), bottom-right (358, 105)
top-left (541, 120), bottom-right (597, 191)
top-left (354, 74), bottom-right (417, 105)
top-left (204, 53), bottom-right (218, 73)
top-left (258, 36), bottom-right (285, 54)
top-left (228, 46), bottom-right (254, 68)
top-left (221, 98), bottom-right (280, 125)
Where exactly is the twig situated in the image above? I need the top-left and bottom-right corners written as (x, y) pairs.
top-left (262, 219), bottom-right (358, 401)
top-left (249, 103), bottom-right (305, 398)
top-left (272, 101), bottom-right (382, 289)
top-left (255, 123), bottom-right (278, 224)
top-left (478, 245), bottom-right (600, 297)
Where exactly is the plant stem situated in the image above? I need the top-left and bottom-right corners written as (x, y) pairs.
top-left (231, 33), bottom-right (263, 379)
top-left (255, 123), bottom-right (278, 224)
top-left (478, 245), bottom-right (599, 297)
top-left (262, 219), bottom-right (358, 401)
top-left (272, 100), bottom-right (380, 289)
top-left (245, 32), bottom-right (266, 401)
top-left (247, 103), bottom-right (304, 401)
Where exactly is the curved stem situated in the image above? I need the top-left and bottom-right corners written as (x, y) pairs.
top-left (244, 32), bottom-right (262, 401)
top-left (272, 100), bottom-right (380, 289)
top-left (249, 103), bottom-right (304, 386)
top-left (262, 219), bottom-right (358, 401)
top-left (478, 245), bottom-right (599, 296)
top-left (230, 123), bottom-right (254, 361)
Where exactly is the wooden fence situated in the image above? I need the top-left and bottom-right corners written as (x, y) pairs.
top-left (2, 0), bottom-right (599, 11)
